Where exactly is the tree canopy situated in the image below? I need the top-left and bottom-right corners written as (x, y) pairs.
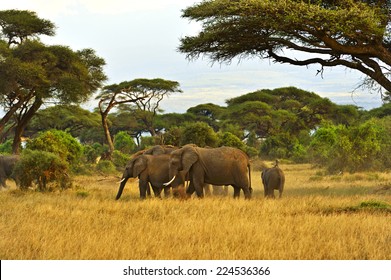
top-left (179, 0), bottom-right (391, 95)
top-left (0, 10), bottom-right (106, 153)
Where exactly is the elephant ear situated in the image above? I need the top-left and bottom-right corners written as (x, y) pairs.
top-left (181, 146), bottom-right (199, 174)
top-left (133, 156), bottom-right (147, 177)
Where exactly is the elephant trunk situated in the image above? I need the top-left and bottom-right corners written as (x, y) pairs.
top-left (115, 177), bottom-right (129, 200)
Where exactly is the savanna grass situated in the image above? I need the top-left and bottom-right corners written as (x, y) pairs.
top-left (1, 163), bottom-right (390, 260)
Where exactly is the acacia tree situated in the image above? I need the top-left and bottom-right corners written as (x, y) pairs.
top-left (179, 0), bottom-right (391, 96)
top-left (130, 78), bottom-right (182, 136)
top-left (0, 10), bottom-right (106, 153)
top-left (96, 78), bottom-right (181, 158)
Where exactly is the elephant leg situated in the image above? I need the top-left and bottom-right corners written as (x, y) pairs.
top-left (139, 180), bottom-right (148, 199)
top-left (192, 177), bottom-right (204, 198)
top-left (270, 187), bottom-right (275, 199)
top-left (263, 184), bottom-right (268, 198)
top-left (233, 185), bottom-right (241, 198)
top-left (151, 185), bottom-right (162, 198)
top-left (186, 181), bottom-right (195, 196)
top-left (242, 187), bottom-right (252, 199)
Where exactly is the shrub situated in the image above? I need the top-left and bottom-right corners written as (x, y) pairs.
top-left (112, 150), bottom-right (131, 169)
top-left (96, 160), bottom-right (117, 175)
top-left (0, 139), bottom-right (12, 154)
top-left (309, 120), bottom-right (386, 173)
top-left (27, 130), bottom-right (83, 165)
top-left (13, 150), bottom-right (71, 191)
top-left (114, 131), bottom-right (136, 154)
top-left (83, 142), bottom-right (105, 163)
top-left (180, 122), bottom-right (218, 147)
top-left (218, 131), bottom-right (245, 150)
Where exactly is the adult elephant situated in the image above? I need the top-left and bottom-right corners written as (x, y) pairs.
top-left (261, 160), bottom-right (285, 198)
top-left (0, 155), bottom-right (20, 189)
top-left (126, 145), bottom-right (178, 197)
top-left (165, 145), bottom-right (252, 199)
top-left (116, 154), bottom-right (183, 200)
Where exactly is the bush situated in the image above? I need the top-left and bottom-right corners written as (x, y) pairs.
top-left (27, 130), bottom-right (83, 165)
top-left (83, 142), bottom-right (105, 163)
top-left (112, 150), bottom-right (131, 169)
top-left (309, 120), bottom-right (386, 173)
top-left (14, 150), bottom-right (71, 191)
top-left (181, 122), bottom-right (218, 147)
top-left (260, 132), bottom-right (297, 159)
top-left (114, 131), bottom-right (136, 154)
top-left (0, 139), bottom-right (12, 154)
top-left (218, 131), bottom-right (245, 149)
top-left (96, 160), bottom-right (117, 175)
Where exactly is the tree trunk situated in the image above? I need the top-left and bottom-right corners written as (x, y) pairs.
top-left (12, 98), bottom-right (43, 154)
top-left (100, 112), bottom-right (114, 160)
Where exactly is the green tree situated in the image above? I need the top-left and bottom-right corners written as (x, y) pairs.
top-left (181, 122), bottom-right (218, 147)
top-left (0, 10), bottom-right (106, 153)
top-left (97, 78), bottom-right (181, 157)
top-left (179, 0), bottom-right (391, 94)
top-left (187, 103), bottom-right (225, 131)
top-left (27, 105), bottom-right (101, 138)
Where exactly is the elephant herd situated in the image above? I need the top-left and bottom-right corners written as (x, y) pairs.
top-left (0, 145), bottom-right (285, 199)
top-left (115, 144), bottom-right (286, 200)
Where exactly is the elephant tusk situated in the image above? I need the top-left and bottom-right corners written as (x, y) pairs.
top-left (119, 178), bottom-right (126, 183)
top-left (163, 175), bottom-right (176, 186)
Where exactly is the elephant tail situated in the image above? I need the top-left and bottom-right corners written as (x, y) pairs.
top-left (248, 163), bottom-right (252, 194)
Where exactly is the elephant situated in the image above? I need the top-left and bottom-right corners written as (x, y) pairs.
top-left (143, 145), bottom-right (177, 155)
top-left (0, 155), bottom-right (20, 189)
top-left (129, 145), bottom-right (178, 197)
top-left (261, 160), bottom-right (285, 198)
top-left (116, 153), bottom-right (184, 200)
top-left (165, 145), bottom-right (252, 199)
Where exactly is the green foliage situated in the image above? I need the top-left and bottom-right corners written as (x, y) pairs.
top-left (0, 139), bottom-right (12, 154)
top-left (27, 130), bottom-right (83, 165)
top-left (112, 150), bottom-right (131, 169)
top-left (261, 132), bottom-right (300, 159)
top-left (309, 119), bottom-right (386, 173)
top-left (217, 132), bottom-right (244, 150)
top-left (83, 143), bottom-right (105, 164)
top-left (96, 160), bottom-right (117, 175)
top-left (179, 0), bottom-right (391, 92)
top-left (162, 126), bottom-right (183, 146)
top-left (28, 105), bottom-right (101, 138)
top-left (180, 122), bottom-right (218, 147)
top-left (113, 131), bottom-right (136, 154)
top-left (13, 149), bottom-right (71, 191)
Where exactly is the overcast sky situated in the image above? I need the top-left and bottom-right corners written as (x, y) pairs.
top-left (1, 0), bottom-right (384, 112)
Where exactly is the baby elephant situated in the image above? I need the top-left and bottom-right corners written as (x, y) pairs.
top-left (261, 160), bottom-right (285, 198)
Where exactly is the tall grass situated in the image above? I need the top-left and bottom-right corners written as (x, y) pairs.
top-left (0, 163), bottom-right (390, 260)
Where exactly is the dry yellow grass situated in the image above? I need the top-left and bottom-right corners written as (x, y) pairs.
top-left (1, 162), bottom-right (390, 260)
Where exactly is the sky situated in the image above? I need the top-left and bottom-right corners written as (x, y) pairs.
top-left (0, 0), bottom-right (385, 113)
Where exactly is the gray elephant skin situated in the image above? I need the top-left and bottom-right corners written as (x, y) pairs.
top-left (261, 163), bottom-right (285, 198)
top-left (166, 145), bottom-right (252, 199)
top-left (0, 155), bottom-right (20, 189)
top-left (116, 153), bottom-right (183, 200)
